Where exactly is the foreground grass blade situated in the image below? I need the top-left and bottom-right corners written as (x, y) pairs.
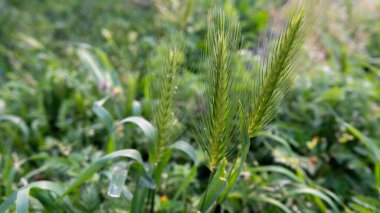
top-left (0, 181), bottom-right (73, 213)
top-left (60, 149), bottom-right (147, 199)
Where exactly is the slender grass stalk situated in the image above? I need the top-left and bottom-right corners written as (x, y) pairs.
top-left (200, 171), bottom-right (215, 210)
top-left (147, 34), bottom-right (184, 212)
top-left (193, 8), bottom-right (241, 171)
top-left (150, 35), bottom-right (184, 164)
top-left (246, 2), bottom-right (316, 137)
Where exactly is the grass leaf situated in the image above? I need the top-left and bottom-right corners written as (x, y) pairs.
top-left (93, 99), bottom-right (114, 133)
top-left (286, 186), bottom-right (340, 213)
top-left (198, 159), bottom-right (228, 212)
top-left (60, 149), bottom-right (146, 199)
top-left (0, 181), bottom-right (73, 213)
top-left (250, 195), bottom-right (292, 213)
top-left (170, 140), bottom-right (198, 164)
top-left (0, 115), bottom-right (29, 142)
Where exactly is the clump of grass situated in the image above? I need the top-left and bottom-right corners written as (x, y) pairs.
top-left (193, 8), bottom-right (241, 171)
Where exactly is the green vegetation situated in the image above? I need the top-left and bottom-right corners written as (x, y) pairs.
top-left (1, 0), bottom-right (380, 212)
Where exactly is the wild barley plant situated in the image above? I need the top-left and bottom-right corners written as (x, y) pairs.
top-left (247, 4), bottom-right (314, 137)
top-left (194, 2), bottom-right (315, 210)
top-left (194, 9), bottom-right (241, 172)
top-left (115, 35), bottom-right (186, 212)
top-left (150, 35), bottom-right (184, 165)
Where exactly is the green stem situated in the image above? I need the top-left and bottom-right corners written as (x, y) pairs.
top-left (375, 163), bottom-right (380, 190)
top-left (148, 163), bottom-right (157, 213)
top-left (182, 187), bottom-right (188, 213)
top-left (149, 188), bottom-right (155, 213)
top-left (107, 133), bottom-right (115, 153)
top-left (200, 171), bottom-right (215, 211)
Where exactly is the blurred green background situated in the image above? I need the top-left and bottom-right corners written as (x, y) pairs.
top-left (1, 0), bottom-right (380, 212)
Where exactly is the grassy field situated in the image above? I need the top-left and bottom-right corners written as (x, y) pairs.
top-left (1, 0), bottom-right (380, 212)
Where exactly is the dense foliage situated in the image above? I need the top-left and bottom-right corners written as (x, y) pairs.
top-left (1, 0), bottom-right (380, 212)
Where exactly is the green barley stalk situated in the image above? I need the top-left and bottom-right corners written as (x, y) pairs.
top-left (147, 34), bottom-right (184, 213)
top-left (194, 8), bottom-right (241, 171)
top-left (150, 34), bottom-right (184, 164)
top-left (246, 2), bottom-right (316, 137)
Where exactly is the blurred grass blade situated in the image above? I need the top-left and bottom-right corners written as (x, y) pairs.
top-left (115, 116), bottom-right (156, 141)
top-left (170, 141), bottom-right (199, 200)
top-left (250, 166), bottom-right (304, 184)
top-left (0, 115), bottom-right (29, 142)
top-left (250, 196), bottom-right (292, 213)
top-left (77, 47), bottom-right (109, 84)
top-left (0, 181), bottom-right (73, 213)
top-left (174, 165), bottom-right (197, 200)
top-left (312, 184), bottom-right (345, 207)
top-left (286, 186), bottom-right (339, 213)
top-left (170, 140), bottom-right (198, 164)
top-left (256, 131), bottom-right (293, 150)
top-left (343, 122), bottom-right (380, 162)
top-left (16, 188), bottom-right (29, 213)
top-left (343, 122), bottom-right (380, 189)
top-left (332, 110), bottom-right (380, 189)
top-left (0, 191), bottom-right (17, 212)
top-left (93, 99), bottom-right (114, 133)
top-left (115, 116), bottom-right (156, 163)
